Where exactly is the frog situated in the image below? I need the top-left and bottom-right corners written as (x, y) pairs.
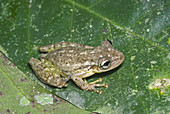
top-left (29, 40), bottom-right (124, 94)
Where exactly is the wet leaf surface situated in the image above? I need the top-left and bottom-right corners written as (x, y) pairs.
top-left (0, 0), bottom-right (169, 113)
top-left (0, 52), bottom-right (89, 113)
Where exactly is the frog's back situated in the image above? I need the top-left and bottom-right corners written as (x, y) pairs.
top-left (44, 46), bottom-right (97, 75)
top-left (43, 41), bottom-right (124, 77)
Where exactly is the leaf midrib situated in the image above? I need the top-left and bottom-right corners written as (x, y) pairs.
top-left (65, 0), bottom-right (169, 53)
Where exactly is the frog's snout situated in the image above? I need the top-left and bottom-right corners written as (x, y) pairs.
top-left (111, 52), bottom-right (124, 68)
top-left (119, 52), bottom-right (124, 62)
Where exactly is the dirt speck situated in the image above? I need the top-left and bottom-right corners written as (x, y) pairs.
top-left (0, 91), bottom-right (4, 97)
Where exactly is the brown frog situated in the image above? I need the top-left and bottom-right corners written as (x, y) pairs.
top-left (29, 40), bottom-right (124, 94)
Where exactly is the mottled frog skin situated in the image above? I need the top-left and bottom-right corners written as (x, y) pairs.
top-left (29, 40), bottom-right (124, 94)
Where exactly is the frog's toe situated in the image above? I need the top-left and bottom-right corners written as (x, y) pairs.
top-left (88, 83), bottom-right (108, 94)
top-left (96, 90), bottom-right (102, 94)
top-left (94, 83), bottom-right (108, 88)
top-left (89, 78), bottom-right (108, 88)
top-left (89, 78), bottom-right (102, 84)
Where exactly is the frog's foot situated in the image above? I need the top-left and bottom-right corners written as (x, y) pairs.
top-left (89, 78), bottom-right (108, 87)
top-left (87, 79), bottom-right (108, 94)
top-left (83, 83), bottom-right (108, 94)
top-left (29, 57), bottom-right (67, 88)
top-left (72, 76), bottom-right (108, 94)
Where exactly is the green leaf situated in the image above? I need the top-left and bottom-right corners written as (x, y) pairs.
top-left (0, 52), bottom-right (89, 113)
top-left (0, 0), bottom-right (169, 113)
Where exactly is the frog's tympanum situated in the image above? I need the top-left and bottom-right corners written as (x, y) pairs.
top-left (29, 41), bottom-right (124, 94)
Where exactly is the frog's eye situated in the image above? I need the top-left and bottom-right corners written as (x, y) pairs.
top-left (99, 57), bottom-right (111, 69)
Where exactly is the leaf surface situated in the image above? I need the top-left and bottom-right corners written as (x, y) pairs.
top-left (0, 0), bottom-right (169, 113)
top-left (0, 52), bottom-right (89, 113)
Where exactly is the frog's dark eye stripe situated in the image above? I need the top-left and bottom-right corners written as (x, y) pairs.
top-left (98, 57), bottom-right (111, 69)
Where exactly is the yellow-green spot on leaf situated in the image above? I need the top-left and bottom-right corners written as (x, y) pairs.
top-left (167, 37), bottom-right (170, 44)
top-left (167, 53), bottom-right (170, 59)
top-left (19, 96), bottom-right (30, 106)
top-left (148, 78), bottom-right (170, 94)
top-left (34, 93), bottom-right (53, 105)
top-left (157, 12), bottom-right (161, 15)
top-left (131, 89), bottom-right (138, 95)
top-left (138, 21), bottom-right (142, 25)
top-left (145, 18), bottom-right (149, 24)
top-left (150, 61), bottom-right (157, 64)
top-left (148, 68), bottom-right (170, 95)
top-left (130, 56), bottom-right (136, 61)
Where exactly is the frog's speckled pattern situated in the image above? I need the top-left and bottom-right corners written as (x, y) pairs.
top-left (29, 41), bottom-right (124, 94)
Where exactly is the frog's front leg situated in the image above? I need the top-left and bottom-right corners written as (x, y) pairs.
top-left (29, 58), bottom-right (67, 88)
top-left (71, 72), bottom-right (108, 94)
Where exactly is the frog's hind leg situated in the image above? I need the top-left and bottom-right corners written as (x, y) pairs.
top-left (29, 57), bottom-right (67, 88)
top-left (40, 41), bottom-right (94, 52)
